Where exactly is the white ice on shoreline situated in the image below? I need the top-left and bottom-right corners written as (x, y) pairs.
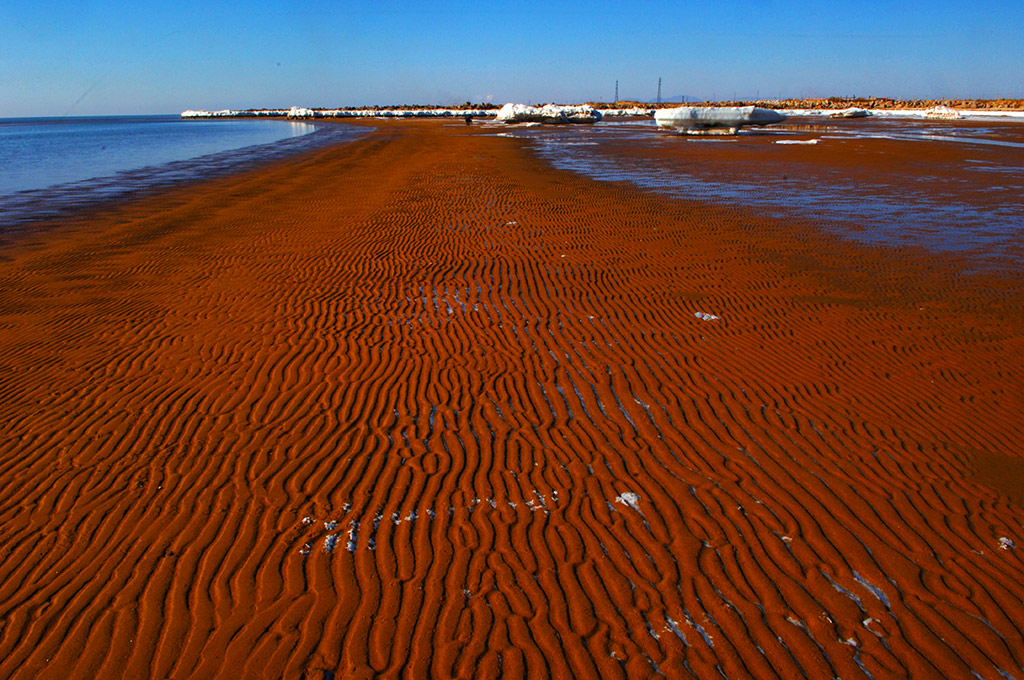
top-left (782, 107), bottom-right (1024, 120)
top-left (831, 107), bottom-right (871, 118)
top-left (182, 107), bottom-right (498, 119)
top-left (495, 103), bottom-right (603, 124)
top-left (183, 105), bottom-right (1024, 123)
top-left (924, 105), bottom-right (961, 120)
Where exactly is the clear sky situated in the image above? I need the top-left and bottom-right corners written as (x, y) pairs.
top-left (2, 0), bottom-right (1022, 117)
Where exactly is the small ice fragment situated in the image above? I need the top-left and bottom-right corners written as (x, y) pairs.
top-left (324, 535), bottom-right (338, 554)
top-left (324, 521), bottom-right (337, 530)
top-left (695, 312), bottom-right (719, 321)
top-left (774, 139), bottom-right (819, 145)
top-left (299, 543), bottom-right (312, 555)
top-left (999, 536), bottom-right (1016, 551)
top-left (666, 617), bottom-right (688, 644)
top-left (301, 516), bottom-right (313, 525)
top-left (615, 491), bottom-right (641, 512)
top-left (781, 536), bottom-right (793, 542)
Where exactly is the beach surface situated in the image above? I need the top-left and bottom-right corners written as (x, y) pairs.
top-left (1, 120), bottom-right (1023, 679)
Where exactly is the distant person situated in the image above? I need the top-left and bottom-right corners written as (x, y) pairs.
top-left (465, 114), bottom-right (473, 125)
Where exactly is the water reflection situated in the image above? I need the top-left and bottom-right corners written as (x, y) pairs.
top-left (508, 118), bottom-right (1024, 266)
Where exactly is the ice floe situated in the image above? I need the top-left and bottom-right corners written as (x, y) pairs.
top-left (655, 106), bottom-right (786, 133)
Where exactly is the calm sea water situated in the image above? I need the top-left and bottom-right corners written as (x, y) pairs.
top-left (0, 115), bottom-right (360, 229)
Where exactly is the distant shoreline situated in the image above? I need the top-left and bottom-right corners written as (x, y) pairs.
top-left (181, 98), bottom-right (1024, 121)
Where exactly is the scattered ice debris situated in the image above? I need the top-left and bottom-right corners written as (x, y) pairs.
top-left (323, 535), bottom-right (338, 554)
top-left (684, 610), bottom-right (715, 648)
top-left (324, 521), bottom-right (337, 531)
top-left (774, 139), bottom-right (820, 145)
top-left (301, 516), bottom-right (314, 525)
top-left (495, 102), bottom-right (603, 124)
top-left (346, 522), bottom-right (359, 552)
top-left (853, 572), bottom-right (891, 607)
top-left (665, 617), bottom-right (688, 644)
top-left (694, 312), bottom-right (720, 321)
top-left (615, 491), bottom-right (641, 512)
top-left (999, 536), bottom-right (1016, 551)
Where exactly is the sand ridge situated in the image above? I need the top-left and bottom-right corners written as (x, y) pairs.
top-left (1, 121), bottom-right (1023, 679)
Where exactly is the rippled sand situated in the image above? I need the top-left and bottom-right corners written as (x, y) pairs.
top-left (1, 120), bottom-right (1023, 679)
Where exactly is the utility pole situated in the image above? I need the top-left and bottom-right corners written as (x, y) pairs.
top-left (615, 80), bottom-right (619, 103)
top-left (657, 77), bottom-right (662, 104)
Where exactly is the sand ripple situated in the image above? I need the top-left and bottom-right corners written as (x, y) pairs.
top-left (1, 121), bottom-right (1023, 679)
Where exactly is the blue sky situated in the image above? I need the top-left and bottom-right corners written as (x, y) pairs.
top-left (2, 0), bottom-right (1022, 116)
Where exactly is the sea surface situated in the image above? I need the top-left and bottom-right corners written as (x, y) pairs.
top-left (0, 115), bottom-right (361, 229)
top-left (499, 116), bottom-right (1024, 269)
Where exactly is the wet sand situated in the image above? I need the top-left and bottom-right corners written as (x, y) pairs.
top-left (1, 120), bottom-right (1023, 679)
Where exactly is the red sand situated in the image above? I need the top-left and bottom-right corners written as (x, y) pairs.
top-left (1, 120), bottom-right (1023, 679)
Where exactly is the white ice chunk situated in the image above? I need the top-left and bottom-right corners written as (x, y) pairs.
top-left (495, 102), bottom-right (603, 124)
top-left (695, 312), bottom-right (720, 321)
top-left (925, 105), bottom-right (961, 120)
top-left (655, 106), bottom-right (786, 133)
